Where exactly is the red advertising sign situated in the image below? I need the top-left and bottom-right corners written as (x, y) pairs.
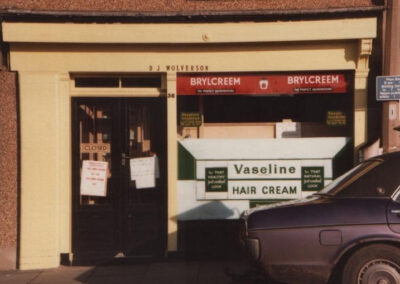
top-left (177, 73), bottom-right (347, 95)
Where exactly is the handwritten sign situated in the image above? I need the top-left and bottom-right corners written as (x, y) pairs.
top-left (80, 160), bottom-right (108, 197)
top-left (130, 156), bottom-right (159, 189)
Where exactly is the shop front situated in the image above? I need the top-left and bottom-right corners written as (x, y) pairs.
top-left (175, 72), bottom-right (354, 255)
top-left (1, 18), bottom-right (376, 269)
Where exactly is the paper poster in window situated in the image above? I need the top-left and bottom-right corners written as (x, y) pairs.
top-left (80, 160), bottom-right (108, 197)
top-left (130, 156), bottom-right (159, 189)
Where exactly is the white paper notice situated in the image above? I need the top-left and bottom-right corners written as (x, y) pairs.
top-left (80, 160), bottom-right (108, 197)
top-left (275, 122), bottom-right (301, 138)
top-left (130, 156), bottom-right (159, 189)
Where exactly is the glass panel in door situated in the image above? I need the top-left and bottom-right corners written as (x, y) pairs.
top-left (78, 103), bottom-right (113, 205)
top-left (73, 101), bottom-right (119, 264)
top-left (123, 101), bottom-right (165, 256)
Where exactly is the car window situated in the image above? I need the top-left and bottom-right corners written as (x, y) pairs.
top-left (318, 160), bottom-right (380, 195)
top-left (334, 158), bottom-right (400, 197)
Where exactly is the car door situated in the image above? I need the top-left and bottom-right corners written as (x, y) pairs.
top-left (387, 192), bottom-right (400, 234)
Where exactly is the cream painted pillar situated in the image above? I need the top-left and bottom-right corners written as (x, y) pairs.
top-left (166, 72), bottom-right (178, 252)
top-left (56, 74), bottom-right (72, 256)
top-left (19, 72), bottom-right (60, 269)
top-left (354, 39), bottom-right (373, 163)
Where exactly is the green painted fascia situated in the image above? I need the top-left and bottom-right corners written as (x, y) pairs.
top-left (178, 142), bottom-right (196, 180)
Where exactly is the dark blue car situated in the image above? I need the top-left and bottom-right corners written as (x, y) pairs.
top-left (240, 152), bottom-right (400, 284)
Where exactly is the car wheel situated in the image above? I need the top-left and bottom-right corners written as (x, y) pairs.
top-left (342, 244), bottom-right (400, 284)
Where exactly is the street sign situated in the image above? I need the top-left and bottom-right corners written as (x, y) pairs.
top-left (376, 75), bottom-right (400, 101)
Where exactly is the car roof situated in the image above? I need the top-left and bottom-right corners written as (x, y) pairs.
top-left (366, 151), bottom-right (400, 163)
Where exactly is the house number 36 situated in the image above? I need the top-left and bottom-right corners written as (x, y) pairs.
top-left (167, 93), bottom-right (176, 98)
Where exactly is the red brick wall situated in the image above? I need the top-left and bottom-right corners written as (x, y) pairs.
top-left (0, 70), bottom-right (17, 270)
top-left (0, 0), bottom-right (383, 12)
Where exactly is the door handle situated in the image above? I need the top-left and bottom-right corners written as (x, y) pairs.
top-left (390, 209), bottom-right (400, 214)
top-left (121, 153), bottom-right (130, 166)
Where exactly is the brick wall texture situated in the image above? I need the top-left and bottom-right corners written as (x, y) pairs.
top-left (0, 71), bottom-right (17, 250)
top-left (0, 0), bottom-right (383, 13)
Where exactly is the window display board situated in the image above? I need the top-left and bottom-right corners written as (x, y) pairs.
top-left (177, 138), bottom-right (350, 220)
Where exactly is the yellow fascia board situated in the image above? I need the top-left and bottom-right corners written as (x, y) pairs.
top-left (2, 18), bottom-right (376, 44)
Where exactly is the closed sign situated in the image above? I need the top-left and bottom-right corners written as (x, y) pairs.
top-left (80, 143), bottom-right (111, 154)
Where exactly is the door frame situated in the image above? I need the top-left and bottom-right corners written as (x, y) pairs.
top-left (71, 97), bottom-right (168, 263)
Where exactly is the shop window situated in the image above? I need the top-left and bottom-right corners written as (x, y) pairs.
top-left (75, 77), bottom-right (119, 88)
top-left (121, 76), bottom-right (161, 88)
top-left (78, 103), bottom-right (112, 205)
top-left (74, 75), bottom-right (162, 89)
top-left (177, 72), bottom-right (352, 139)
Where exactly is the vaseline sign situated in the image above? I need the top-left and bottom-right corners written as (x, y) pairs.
top-left (178, 138), bottom-right (348, 219)
top-left (230, 161), bottom-right (297, 178)
top-left (197, 160), bottom-right (328, 200)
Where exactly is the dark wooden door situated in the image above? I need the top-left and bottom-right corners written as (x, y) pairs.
top-left (72, 98), bottom-right (167, 264)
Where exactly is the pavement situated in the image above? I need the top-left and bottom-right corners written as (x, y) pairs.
top-left (0, 259), bottom-right (272, 284)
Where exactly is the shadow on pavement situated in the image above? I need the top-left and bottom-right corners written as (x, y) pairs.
top-left (71, 258), bottom-right (282, 284)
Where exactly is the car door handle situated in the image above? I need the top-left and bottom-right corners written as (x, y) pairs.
top-left (390, 209), bottom-right (400, 214)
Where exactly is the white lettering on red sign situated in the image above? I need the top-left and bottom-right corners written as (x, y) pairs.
top-left (287, 75), bottom-right (340, 85)
top-left (190, 77), bottom-right (241, 87)
top-left (177, 73), bottom-right (347, 96)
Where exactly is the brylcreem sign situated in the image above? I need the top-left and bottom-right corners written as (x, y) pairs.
top-left (177, 72), bottom-right (347, 95)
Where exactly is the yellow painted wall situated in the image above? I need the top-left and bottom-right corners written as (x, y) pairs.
top-left (3, 19), bottom-right (376, 44)
top-left (18, 72), bottom-right (60, 269)
top-left (9, 42), bottom-right (358, 73)
top-left (2, 18), bottom-right (376, 269)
